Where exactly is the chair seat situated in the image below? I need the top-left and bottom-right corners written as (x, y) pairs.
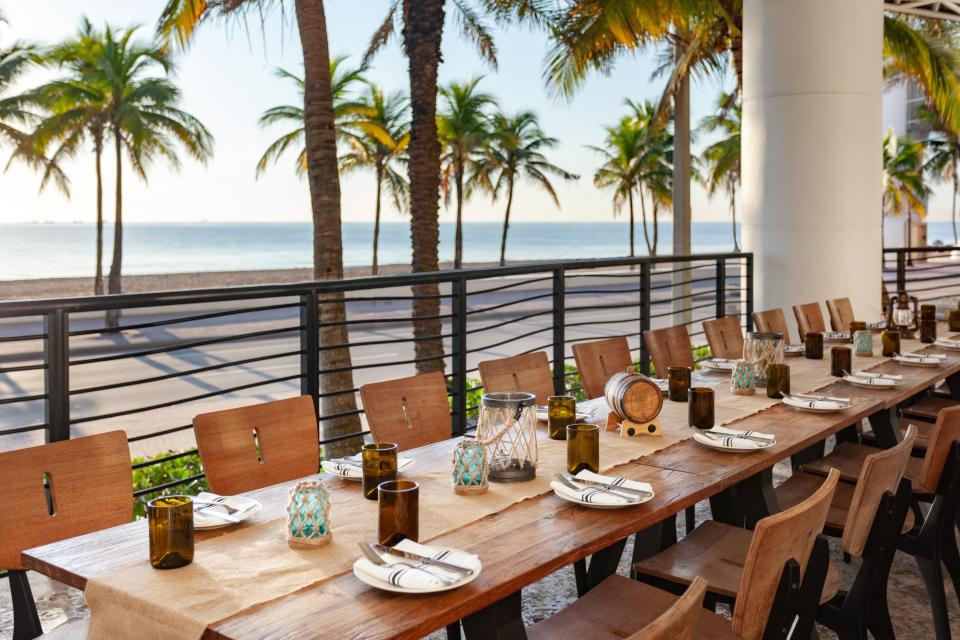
top-left (860, 420), bottom-right (934, 450)
top-left (775, 472), bottom-right (914, 534)
top-left (41, 618), bottom-right (89, 640)
top-left (526, 574), bottom-right (737, 640)
top-left (902, 396), bottom-right (959, 423)
top-left (801, 442), bottom-right (924, 486)
top-left (633, 520), bottom-right (840, 604)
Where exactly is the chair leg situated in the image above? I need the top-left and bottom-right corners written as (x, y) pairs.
top-left (446, 622), bottom-right (462, 640)
top-left (916, 555), bottom-right (952, 640)
top-left (10, 570), bottom-right (43, 640)
top-left (940, 524), bottom-right (960, 608)
top-left (685, 505), bottom-right (695, 534)
top-left (867, 598), bottom-right (896, 640)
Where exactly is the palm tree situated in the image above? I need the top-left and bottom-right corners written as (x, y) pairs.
top-left (339, 86), bottom-right (410, 275)
top-left (477, 110), bottom-right (577, 265)
top-left (924, 110), bottom-right (960, 245)
top-left (883, 129), bottom-right (928, 253)
top-left (697, 92), bottom-right (741, 252)
top-left (589, 116), bottom-right (644, 257)
top-left (255, 58), bottom-right (367, 177)
top-left (438, 77), bottom-right (495, 269)
top-left (159, 0), bottom-right (364, 456)
top-left (627, 99), bottom-right (672, 256)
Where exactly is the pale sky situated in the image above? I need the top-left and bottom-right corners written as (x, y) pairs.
top-left (0, 1), bottom-right (953, 225)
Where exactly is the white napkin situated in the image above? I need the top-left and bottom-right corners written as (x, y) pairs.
top-left (783, 396), bottom-right (849, 411)
top-left (549, 470), bottom-right (653, 506)
top-left (784, 344), bottom-right (806, 355)
top-left (867, 321), bottom-right (887, 330)
top-left (354, 539), bottom-right (480, 590)
top-left (192, 492), bottom-right (258, 527)
top-left (321, 456), bottom-right (413, 479)
top-left (696, 426), bottom-right (775, 450)
top-left (822, 332), bottom-right (850, 341)
top-left (575, 396), bottom-right (613, 425)
top-left (897, 353), bottom-right (946, 363)
top-left (936, 339), bottom-right (960, 349)
top-left (702, 358), bottom-right (737, 371)
top-left (852, 370), bottom-right (903, 381)
top-left (844, 374), bottom-right (898, 387)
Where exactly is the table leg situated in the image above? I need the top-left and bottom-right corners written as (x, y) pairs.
top-left (711, 467), bottom-right (779, 529)
top-left (947, 372), bottom-right (960, 400)
top-left (710, 487), bottom-right (744, 527)
top-left (462, 590), bottom-right (527, 640)
top-left (790, 441), bottom-right (826, 470)
top-left (630, 514), bottom-right (678, 578)
top-left (574, 537), bottom-right (628, 596)
top-left (868, 406), bottom-right (902, 448)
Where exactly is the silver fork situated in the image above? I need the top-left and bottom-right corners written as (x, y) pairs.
top-left (358, 542), bottom-right (458, 585)
top-left (554, 473), bottom-right (639, 502)
top-left (194, 496), bottom-right (240, 515)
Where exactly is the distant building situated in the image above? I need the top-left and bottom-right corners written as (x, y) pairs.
top-left (882, 81), bottom-right (929, 248)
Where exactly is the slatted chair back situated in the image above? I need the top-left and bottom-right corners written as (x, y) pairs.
top-left (732, 469), bottom-right (839, 640)
top-left (826, 297), bottom-right (856, 332)
top-left (793, 302), bottom-right (827, 341)
top-left (842, 425), bottom-right (917, 557)
top-left (702, 317), bottom-right (744, 360)
top-left (625, 576), bottom-right (708, 640)
top-left (919, 406), bottom-right (960, 494)
top-left (643, 326), bottom-right (695, 378)
top-left (752, 308), bottom-right (792, 343)
top-left (194, 396), bottom-right (319, 495)
top-left (572, 336), bottom-right (634, 399)
top-left (360, 371), bottom-right (452, 451)
top-left (478, 351), bottom-right (555, 405)
top-left (0, 431), bottom-right (132, 570)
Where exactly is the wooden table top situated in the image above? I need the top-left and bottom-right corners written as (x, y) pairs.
top-left (22, 338), bottom-right (960, 640)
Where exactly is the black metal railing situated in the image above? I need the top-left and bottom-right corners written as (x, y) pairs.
top-left (0, 252), bottom-right (752, 497)
top-left (884, 245), bottom-right (960, 303)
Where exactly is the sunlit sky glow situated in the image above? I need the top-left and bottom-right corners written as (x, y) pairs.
top-left (0, 1), bottom-right (951, 225)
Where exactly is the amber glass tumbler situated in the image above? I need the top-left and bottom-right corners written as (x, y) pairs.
top-left (805, 332), bottom-right (824, 359)
top-left (548, 395), bottom-right (577, 440)
top-left (849, 321), bottom-right (866, 335)
top-left (362, 442), bottom-right (398, 501)
top-left (688, 387), bottom-right (715, 430)
top-left (766, 363), bottom-right (791, 399)
top-left (668, 366), bottom-right (692, 402)
top-left (831, 346), bottom-right (852, 377)
top-left (566, 423), bottom-right (600, 475)
top-left (148, 495), bottom-right (194, 569)
top-left (920, 319), bottom-right (937, 344)
top-left (378, 480), bottom-right (419, 546)
top-left (881, 329), bottom-right (901, 357)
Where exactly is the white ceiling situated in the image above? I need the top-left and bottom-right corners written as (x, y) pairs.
top-left (885, 1), bottom-right (960, 21)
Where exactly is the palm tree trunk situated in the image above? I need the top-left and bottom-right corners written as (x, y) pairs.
top-left (454, 161), bottom-right (464, 269)
top-left (905, 208), bottom-right (912, 266)
top-left (106, 132), bottom-right (123, 327)
top-left (403, 0), bottom-right (445, 375)
top-left (499, 177), bottom-right (514, 266)
top-left (295, 0), bottom-right (362, 457)
top-left (638, 185), bottom-right (652, 255)
top-left (651, 202), bottom-right (659, 256)
top-left (731, 187), bottom-right (740, 252)
top-left (372, 164), bottom-right (383, 276)
top-left (94, 132), bottom-right (104, 296)
top-left (627, 189), bottom-right (636, 258)
top-left (952, 171), bottom-right (958, 246)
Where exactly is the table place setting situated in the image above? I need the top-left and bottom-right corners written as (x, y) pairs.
top-left (193, 492), bottom-right (262, 529)
top-left (550, 470), bottom-right (655, 508)
top-left (842, 370), bottom-right (901, 388)
top-left (781, 393), bottom-right (852, 412)
top-left (784, 344), bottom-right (806, 356)
top-left (822, 331), bottom-right (850, 342)
top-left (934, 338), bottom-right (960, 351)
top-left (321, 452), bottom-right (415, 480)
top-left (692, 425), bottom-right (776, 452)
top-left (893, 352), bottom-right (947, 367)
top-left (700, 357), bottom-right (738, 372)
top-left (352, 539), bottom-right (482, 593)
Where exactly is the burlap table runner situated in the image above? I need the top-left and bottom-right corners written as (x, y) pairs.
top-left (84, 340), bottom-right (899, 639)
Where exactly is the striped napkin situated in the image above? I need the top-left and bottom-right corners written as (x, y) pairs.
top-left (844, 374), bottom-right (898, 387)
top-left (896, 352), bottom-right (946, 364)
top-left (935, 339), bottom-right (960, 350)
top-left (851, 370), bottom-right (903, 381)
top-left (354, 539), bottom-right (480, 590)
top-left (702, 358), bottom-right (737, 371)
top-left (549, 470), bottom-right (653, 506)
top-left (783, 396), bottom-right (849, 411)
top-left (696, 426), bottom-right (775, 449)
top-left (321, 456), bottom-right (414, 479)
top-left (823, 332), bottom-right (850, 341)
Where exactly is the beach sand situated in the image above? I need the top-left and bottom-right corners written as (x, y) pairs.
top-left (0, 261), bottom-right (502, 300)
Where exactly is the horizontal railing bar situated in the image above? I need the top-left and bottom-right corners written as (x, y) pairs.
top-left (0, 392), bottom-right (47, 405)
top-left (0, 423), bottom-right (47, 436)
top-left (650, 301), bottom-right (717, 319)
top-left (317, 312), bottom-right (453, 328)
top-left (128, 423), bottom-right (193, 443)
top-left (0, 333), bottom-right (46, 343)
top-left (465, 291), bottom-right (555, 316)
top-left (465, 309), bottom-right (553, 334)
top-left (317, 408), bottom-right (364, 422)
top-left (320, 429), bottom-right (371, 445)
top-left (564, 316), bottom-right (639, 329)
top-left (317, 333), bottom-right (453, 352)
top-left (69, 302), bottom-right (301, 336)
top-left (133, 473), bottom-right (205, 497)
top-left (465, 325), bottom-right (552, 354)
top-left (649, 274), bottom-right (720, 291)
top-left (467, 275), bottom-right (553, 296)
top-left (0, 362), bottom-right (46, 373)
top-left (317, 353), bottom-right (449, 376)
top-left (132, 448), bottom-right (199, 470)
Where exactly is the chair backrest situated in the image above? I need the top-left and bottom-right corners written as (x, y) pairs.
top-left (793, 302), bottom-right (826, 341)
top-left (478, 351), bottom-right (555, 405)
top-left (572, 336), bottom-right (634, 399)
top-left (194, 395), bottom-right (319, 494)
top-left (0, 431), bottom-right (131, 570)
top-left (732, 469), bottom-right (839, 640)
top-left (625, 576), bottom-right (708, 640)
top-left (826, 297), bottom-right (856, 332)
top-left (920, 405), bottom-right (960, 494)
top-left (842, 425), bottom-right (917, 557)
top-left (702, 317), bottom-right (744, 360)
top-left (643, 326), bottom-right (695, 378)
top-left (360, 371), bottom-right (451, 451)
top-left (752, 308), bottom-right (792, 343)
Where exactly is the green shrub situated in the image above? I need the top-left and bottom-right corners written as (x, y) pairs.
top-left (131, 450), bottom-right (208, 519)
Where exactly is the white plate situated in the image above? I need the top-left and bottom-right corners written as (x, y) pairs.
top-left (843, 375), bottom-right (899, 389)
top-left (194, 496), bottom-right (262, 530)
top-left (322, 457), bottom-right (415, 481)
top-left (782, 397), bottom-right (849, 413)
top-left (692, 432), bottom-right (775, 453)
top-left (551, 485), bottom-right (654, 510)
top-left (934, 340), bottom-right (960, 351)
top-left (352, 552), bottom-right (482, 593)
top-left (894, 356), bottom-right (944, 368)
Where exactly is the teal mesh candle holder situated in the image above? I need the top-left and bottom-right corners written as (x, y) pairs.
top-left (730, 359), bottom-right (755, 396)
top-left (853, 330), bottom-right (873, 357)
top-left (286, 479), bottom-right (332, 549)
top-left (452, 436), bottom-right (489, 495)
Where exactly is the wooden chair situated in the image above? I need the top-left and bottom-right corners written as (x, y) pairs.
top-left (793, 302), bottom-right (827, 341)
top-left (633, 470), bottom-right (841, 636)
top-left (702, 317), bottom-right (744, 360)
top-left (642, 326), bottom-right (695, 378)
top-left (360, 371), bottom-right (452, 451)
top-left (826, 297), bottom-right (856, 332)
top-left (194, 395), bottom-right (320, 495)
top-left (0, 431), bottom-right (131, 640)
top-left (478, 351), bottom-right (555, 405)
top-left (527, 577), bottom-right (715, 640)
top-left (751, 308), bottom-right (792, 343)
top-left (572, 336), bottom-right (634, 399)
top-left (776, 428), bottom-right (917, 638)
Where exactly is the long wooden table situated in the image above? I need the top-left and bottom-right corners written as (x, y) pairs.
top-left (22, 336), bottom-right (960, 640)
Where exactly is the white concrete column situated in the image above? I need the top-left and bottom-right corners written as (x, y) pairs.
top-left (742, 0), bottom-right (884, 333)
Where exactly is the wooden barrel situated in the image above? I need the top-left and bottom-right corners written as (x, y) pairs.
top-left (604, 371), bottom-right (663, 423)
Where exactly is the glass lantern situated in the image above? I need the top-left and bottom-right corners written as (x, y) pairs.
top-left (476, 392), bottom-right (538, 483)
top-left (743, 332), bottom-right (784, 388)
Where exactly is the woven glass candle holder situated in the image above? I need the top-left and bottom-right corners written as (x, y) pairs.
top-left (286, 479), bottom-right (332, 549)
top-left (452, 436), bottom-right (489, 495)
top-left (853, 330), bottom-right (874, 356)
top-left (730, 359), bottom-right (755, 396)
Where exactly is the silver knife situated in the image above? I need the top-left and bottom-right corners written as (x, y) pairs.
top-left (561, 473), bottom-right (653, 498)
top-left (193, 505), bottom-right (240, 523)
top-left (371, 543), bottom-right (474, 575)
top-left (700, 429), bottom-right (774, 444)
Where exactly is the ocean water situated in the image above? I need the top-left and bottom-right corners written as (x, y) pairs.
top-left (2, 220), bottom-right (737, 280)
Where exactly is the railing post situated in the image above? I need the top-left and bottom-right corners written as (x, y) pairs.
top-left (451, 277), bottom-right (468, 436)
top-left (300, 291), bottom-right (320, 413)
top-left (639, 261), bottom-right (651, 376)
top-left (715, 258), bottom-right (727, 319)
top-left (43, 310), bottom-right (70, 443)
top-left (896, 250), bottom-right (907, 294)
top-left (745, 254), bottom-right (754, 331)
top-left (552, 267), bottom-right (566, 394)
